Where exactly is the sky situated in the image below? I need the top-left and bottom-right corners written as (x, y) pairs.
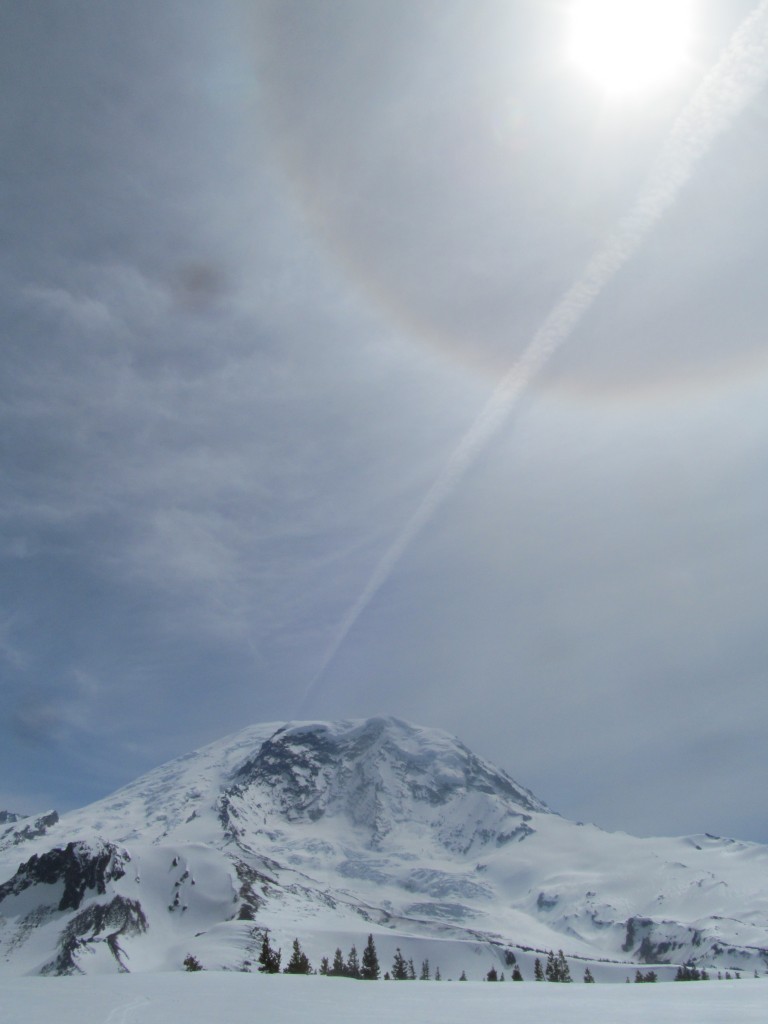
top-left (2, 0), bottom-right (768, 844)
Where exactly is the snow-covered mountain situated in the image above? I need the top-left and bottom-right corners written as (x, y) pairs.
top-left (2, 717), bottom-right (767, 979)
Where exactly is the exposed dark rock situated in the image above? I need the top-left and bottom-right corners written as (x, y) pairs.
top-left (0, 811), bottom-right (24, 825)
top-left (537, 892), bottom-right (559, 911)
top-left (41, 896), bottom-right (148, 975)
top-left (0, 840), bottom-right (127, 912)
top-left (0, 811), bottom-right (59, 851)
top-left (232, 859), bottom-right (273, 921)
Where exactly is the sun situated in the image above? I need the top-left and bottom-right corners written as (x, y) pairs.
top-left (567, 0), bottom-right (693, 98)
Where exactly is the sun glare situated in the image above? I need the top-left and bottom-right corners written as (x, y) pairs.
top-left (568, 0), bottom-right (693, 98)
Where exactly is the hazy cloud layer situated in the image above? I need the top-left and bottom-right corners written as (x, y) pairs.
top-left (2, 1), bottom-right (768, 842)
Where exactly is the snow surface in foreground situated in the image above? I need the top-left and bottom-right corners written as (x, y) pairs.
top-left (1, 973), bottom-right (766, 1024)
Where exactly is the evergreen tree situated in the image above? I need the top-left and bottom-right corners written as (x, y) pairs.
top-left (499, 971), bottom-right (505, 982)
top-left (512, 965), bottom-right (523, 981)
top-left (504, 950), bottom-right (517, 966)
top-left (183, 953), bottom-right (203, 971)
top-left (391, 947), bottom-right (408, 981)
top-left (361, 934), bottom-right (380, 980)
top-left (675, 963), bottom-right (705, 982)
top-left (407, 958), bottom-right (416, 980)
top-left (583, 967), bottom-right (595, 983)
top-left (284, 938), bottom-right (312, 975)
top-left (258, 933), bottom-right (281, 974)
top-left (435, 966), bottom-right (441, 981)
top-left (635, 969), bottom-right (645, 983)
top-left (346, 944), bottom-right (361, 980)
top-left (545, 950), bottom-right (557, 981)
top-left (486, 966), bottom-right (498, 981)
top-left (557, 951), bottom-right (572, 983)
top-left (420, 959), bottom-right (430, 981)
top-left (534, 958), bottom-right (544, 981)
top-left (331, 948), bottom-right (346, 977)
top-left (459, 970), bottom-right (467, 981)
top-left (319, 956), bottom-right (330, 976)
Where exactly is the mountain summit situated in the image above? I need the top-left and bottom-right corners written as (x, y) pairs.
top-left (222, 717), bottom-right (547, 854)
top-left (1, 717), bottom-right (767, 978)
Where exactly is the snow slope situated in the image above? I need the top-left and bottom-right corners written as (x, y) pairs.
top-left (2, 717), bottom-right (768, 978)
top-left (1, 972), bottom-right (767, 1024)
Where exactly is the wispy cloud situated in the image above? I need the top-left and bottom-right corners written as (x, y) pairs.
top-left (300, 0), bottom-right (768, 710)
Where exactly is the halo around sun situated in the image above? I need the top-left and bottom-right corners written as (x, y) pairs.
top-left (567, 0), bottom-right (693, 98)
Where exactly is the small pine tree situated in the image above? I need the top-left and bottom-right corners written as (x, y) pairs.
top-left (420, 959), bottom-right (430, 981)
top-left (258, 933), bottom-right (281, 974)
top-left (459, 970), bottom-right (467, 981)
top-left (391, 947), bottom-right (408, 981)
top-left (435, 965), bottom-right (441, 981)
top-left (284, 938), bottom-right (312, 975)
top-left (407, 958), bottom-right (416, 981)
top-left (486, 966), bottom-right (498, 982)
top-left (635, 969), bottom-right (645, 983)
top-left (545, 950), bottom-right (557, 981)
top-left (331, 948), bottom-right (346, 977)
top-left (504, 950), bottom-right (517, 966)
top-left (183, 953), bottom-right (203, 972)
top-left (583, 967), bottom-right (595, 983)
top-left (534, 958), bottom-right (544, 981)
top-left (319, 956), bottom-right (330, 976)
top-left (361, 934), bottom-right (380, 980)
top-left (557, 950), bottom-right (572, 983)
top-left (499, 971), bottom-right (505, 982)
top-left (512, 965), bottom-right (523, 981)
top-left (346, 944), bottom-right (361, 980)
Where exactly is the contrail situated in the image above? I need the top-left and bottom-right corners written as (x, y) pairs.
top-left (299, 0), bottom-right (768, 713)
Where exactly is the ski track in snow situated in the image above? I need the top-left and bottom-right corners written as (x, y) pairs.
top-left (104, 995), bottom-right (148, 1024)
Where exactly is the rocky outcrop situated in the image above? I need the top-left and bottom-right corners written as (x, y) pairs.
top-left (0, 839), bottom-right (127, 912)
top-left (41, 895), bottom-right (148, 975)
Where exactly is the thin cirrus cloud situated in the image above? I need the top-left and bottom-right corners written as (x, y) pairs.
top-left (1, 1), bottom-right (767, 843)
top-left (299, 0), bottom-right (768, 711)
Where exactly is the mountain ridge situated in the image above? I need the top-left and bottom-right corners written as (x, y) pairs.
top-left (1, 717), bottom-right (767, 979)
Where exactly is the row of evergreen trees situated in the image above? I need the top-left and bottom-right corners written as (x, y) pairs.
top-left (255, 933), bottom-right (588, 983)
top-left (258, 934), bottom-right (381, 979)
top-left (633, 969), bottom-right (658, 983)
top-left (532, 949), bottom-right (572, 982)
top-left (260, 935), bottom-right (441, 981)
top-left (674, 963), bottom-right (710, 981)
top-left (184, 932), bottom-right (743, 984)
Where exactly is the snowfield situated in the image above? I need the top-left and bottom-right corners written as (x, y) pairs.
top-left (1, 972), bottom-right (766, 1024)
